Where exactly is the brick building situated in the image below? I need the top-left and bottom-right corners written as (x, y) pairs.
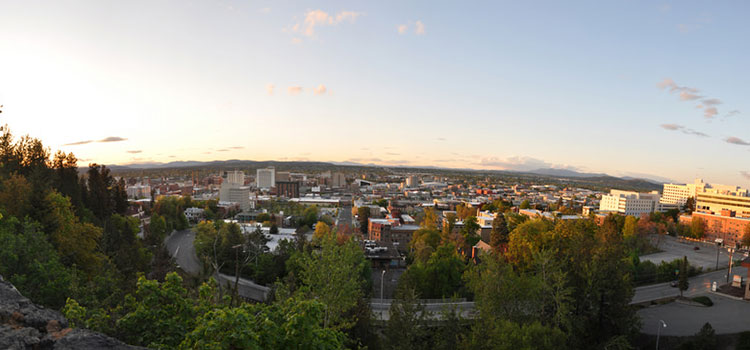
top-left (679, 210), bottom-right (750, 246)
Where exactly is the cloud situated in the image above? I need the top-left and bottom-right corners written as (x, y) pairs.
top-left (679, 91), bottom-right (702, 101)
top-left (386, 152), bottom-right (400, 156)
top-left (288, 86), bottom-right (303, 95)
top-left (702, 98), bottom-right (722, 106)
top-left (726, 137), bottom-right (750, 146)
top-left (266, 84), bottom-right (274, 95)
top-left (478, 156), bottom-right (577, 172)
top-left (229, 146), bottom-right (244, 150)
top-left (397, 24), bottom-right (408, 34)
top-left (64, 140), bottom-right (93, 146)
top-left (415, 20), bottom-right (425, 35)
top-left (728, 110), bottom-right (741, 117)
top-left (704, 107), bottom-right (718, 118)
top-left (437, 137), bottom-right (446, 141)
top-left (313, 84), bottom-right (327, 95)
top-left (168, 155), bottom-right (176, 158)
top-left (216, 149), bottom-right (229, 152)
top-left (99, 136), bottom-right (127, 142)
top-left (126, 150), bottom-right (142, 154)
top-left (740, 171), bottom-right (750, 180)
top-left (293, 10), bottom-right (362, 38)
top-left (659, 123), bottom-right (708, 137)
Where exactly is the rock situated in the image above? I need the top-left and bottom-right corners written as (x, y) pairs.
top-left (0, 278), bottom-right (142, 349)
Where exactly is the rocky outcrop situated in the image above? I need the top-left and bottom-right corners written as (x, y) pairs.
top-left (0, 276), bottom-right (141, 349)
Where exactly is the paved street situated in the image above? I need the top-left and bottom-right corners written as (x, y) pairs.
top-left (641, 235), bottom-right (736, 271)
top-left (164, 229), bottom-right (201, 275)
top-left (639, 293), bottom-right (750, 336)
top-left (336, 205), bottom-right (353, 231)
top-left (632, 267), bottom-right (747, 304)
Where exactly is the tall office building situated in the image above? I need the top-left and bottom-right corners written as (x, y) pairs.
top-left (220, 171), bottom-right (250, 211)
top-left (332, 173), bottom-right (346, 188)
top-left (599, 190), bottom-right (667, 217)
top-left (256, 167), bottom-right (275, 189)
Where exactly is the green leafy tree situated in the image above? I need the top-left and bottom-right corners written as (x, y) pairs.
top-left (622, 216), bottom-right (638, 238)
top-left (691, 217), bottom-right (705, 239)
top-left (678, 256), bottom-right (689, 297)
top-left (519, 200), bottom-right (531, 209)
top-left (490, 213), bottom-right (509, 252)
top-left (460, 216), bottom-right (481, 249)
top-left (102, 214), bottom-right (151, 279)
top-left (384, 287), bottom-right (428, 350)
top-left (179, 299), bottom-right (345, 350)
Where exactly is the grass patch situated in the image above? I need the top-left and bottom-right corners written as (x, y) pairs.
top-left (692, 296), bottom-right (713, 307)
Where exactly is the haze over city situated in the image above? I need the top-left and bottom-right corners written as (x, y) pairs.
top-left (1, 1), bottom-right (749, 182)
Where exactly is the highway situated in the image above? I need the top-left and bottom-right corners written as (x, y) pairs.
top-left (164, 229), bottom-right (201, 275)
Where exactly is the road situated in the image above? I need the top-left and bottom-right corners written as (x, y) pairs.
top-left (632, 267), bottom-right (747, 304)
top-left (164, 229), bottom-right (201, 275)
top-left (370, 300), bottom-right (476, 321)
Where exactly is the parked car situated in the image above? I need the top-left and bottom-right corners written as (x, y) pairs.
top-left (670, 280), bottom-right (678, 287)
top-left (693, 246), bottom-right (700, 250)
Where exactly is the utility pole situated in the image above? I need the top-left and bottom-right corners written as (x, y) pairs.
top-left (716, 242), bottom-right (721, 270)
top-left (656, 320), bottom-right (667, 350)
top-left (381, 269), bottom-right (386, 300)
top-left (727, 247), bottom-right (735, 284)
top-left (232, 244), bottom-right (243, 307)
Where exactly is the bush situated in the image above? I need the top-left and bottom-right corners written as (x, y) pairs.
top-left (692, 296), bottom-right (713, 307)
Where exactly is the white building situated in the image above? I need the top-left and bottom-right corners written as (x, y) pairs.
top-left (220, 171), bottom-right (251, 211)
top-left (184, 207), bottom-right (205, 222)
top-left (599, 190), bottom-right (667, 217)
top-left (256, 167), bottom-right (275, 189)
top-left (661, 179), bottom-right (707, 207)
top-left (126, 184), bottom-right (151, 199)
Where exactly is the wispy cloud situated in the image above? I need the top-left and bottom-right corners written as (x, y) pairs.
top-left (229, 146), bottom-right (244, 150)
top-left (437, 137), bottom-right (447, 141)
top-left (99, 136), bottom-right (127, 142)
top-left (702, 98), bottom-right (722, 106)
top-left (292, 10), bottom-right (362, 38)
top-left (726, 137), bottom-right (750, 146)
top-left (64, 140), bottom-right (93, 146)
top-left (397, 24), bottom-right (408, 34)
top-left (741, 171), bottom-right (750, 180)
top-left (313, 84), bottom-right (327, 95)
top-left (216, 149), bottom-right (229, 152)
top-left (288, 86), bottom-right (303, 95)
top-left (64, 136), bottom-right (128, 146)
top-left (415, 20), bottom-right (425, 35)
top-left (126, 150), bottom-right (142, 154)
top-left (659, 123), bottom-right (709, 137)
top-left (704, 106), bottom-right (718, 118)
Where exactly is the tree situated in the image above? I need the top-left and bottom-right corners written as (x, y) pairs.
top-left (357, 206), bottom-right (370, 235)
top-left (102, 214), bottom-right (151, 279)
top-left (519, 200), bottom-right (531, 209)
top-left (460, 216), bottom-right (481, 249)
top-left (284, 235), bottom-right (370, 330)
top-left (622, 216), bottom-right (638, 238)
top-left (86, 164), bottom-right (115, 223)
top-left (678, 256), bottom-right (689, 297)
top-left (421, 207), bottom-right (438, 230)
top-left (742, 224), bottom-right (750, 248)
top-left (490, 213), bottom-right (509, 252)
top-left (684, 197), bottom-right (695, 214)
top-left (384, 287), bottom-right (427, 350)
top-left (0, 174), bottom-right (32, 218)
top-left (314, 221), bottom-right (332, 240)
top-left (179, 299), bottom-right (345, 350)
top-left (691, 217), bottom-right (705, 239)
top-left (147, 214), bottom-right (168, 246)
top-left (45, 191), bottom-right (104, 273)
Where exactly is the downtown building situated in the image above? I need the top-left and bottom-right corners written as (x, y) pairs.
top-left (599, 190), bottom-right (675, 217)
top-left (220, 170), bottom-right (251, 211)
top-left (256, 167), bottom-right (275, 190)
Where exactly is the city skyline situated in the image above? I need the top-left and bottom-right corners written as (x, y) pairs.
top-left (1, 1), bottom-right (749, 185)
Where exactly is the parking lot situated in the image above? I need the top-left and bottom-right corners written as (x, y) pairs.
top-left (641, 235), bottom-right (737, 271)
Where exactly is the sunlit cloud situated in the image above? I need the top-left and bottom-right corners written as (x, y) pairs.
top-left (288, 86), bottom-right (303, 95)
top-left (659, 123), bottom-right (708, 137)
top-left (679, 91), bottom-right (702, 101)
top-left (702, 98), bottom-right (722, 106)
top-left (726, 137), bottom-right (750, 146)
top-left (397, 24), bottom-right (408, 34)
top-left (99, 136), bottom-right (127, 142)
top-left (126, 150), bottom-right (142, 154)
top-left (313, 84), bottom-right (327, 95)
top-left (741, 171), bottom-right (750, 180)
top-left (64, 140), bottom-right (93, 146)
top-left (657, 78), bottom-right (732, 120)
top-left (266, 84), bottom-right (275, 95)
top-left (415, 20), bottom-right (425, 35)
top-left (704, 107), bottom-right (718, 118)
top-left (292, 10), bottom-right (362, 38)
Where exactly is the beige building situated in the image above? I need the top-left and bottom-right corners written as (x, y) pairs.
top-left (220, 170), bottom-right (251, 211)
top-left (661, 179), bottom-right (707, 207)
top-left (599, 190), bottom-right (666, 217)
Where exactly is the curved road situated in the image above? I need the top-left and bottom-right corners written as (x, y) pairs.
top-left (164, 229), bottom-right (201, 275)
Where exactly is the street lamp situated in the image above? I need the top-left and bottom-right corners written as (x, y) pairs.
top-left (656, 320), bottom-right (667, 350)
top-left (380, 270), bottom-right (386, 300)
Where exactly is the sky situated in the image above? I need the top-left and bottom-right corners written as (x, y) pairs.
top-left (1, 1), bottom-right (749, 185)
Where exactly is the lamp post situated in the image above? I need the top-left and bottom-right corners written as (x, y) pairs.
top-left (381, 270), bottom-right (386, 300)
top-left (656, 320), bottom-right (667, 350)
top-left (232, 244), bottom-right (243, 307)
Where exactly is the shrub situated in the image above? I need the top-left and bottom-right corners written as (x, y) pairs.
top-left (692, 296), bottom-right (713, 307)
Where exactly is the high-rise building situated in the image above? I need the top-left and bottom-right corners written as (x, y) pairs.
top-left (405, 175), bottom-right (419, 188)
top-left (332, 173), bottom-right (346, 188)
top-left (276, 181), bottom-right (300, 198)
top-left (599, 190), bottom-right (670, 216)
top-left (220, 171), bottom-right (250, 211)
top-left (696, 184), bottom-right (750, 218)
top-left (256, 167), bottom-right (275, 189)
